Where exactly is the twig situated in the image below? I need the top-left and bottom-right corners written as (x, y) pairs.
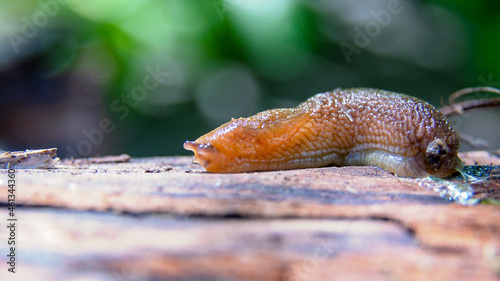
top-left (437, 87), bottom-right (500, 150)
top-left (439, 87), bottom-right (500, 116)
top-left (439, 98), bottom-right (500, 116)
top-left (62, 154), bottom-right (131, 165)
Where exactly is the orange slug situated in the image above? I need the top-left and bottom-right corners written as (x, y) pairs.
top-left (184, 88), bottom-right (463, 177)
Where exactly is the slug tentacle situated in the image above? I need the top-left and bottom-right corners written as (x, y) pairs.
top-left (184, 88), bottom-right (463, 178)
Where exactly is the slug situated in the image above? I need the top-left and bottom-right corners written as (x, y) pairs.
top-left (184, 88), bottom-right (463, 177)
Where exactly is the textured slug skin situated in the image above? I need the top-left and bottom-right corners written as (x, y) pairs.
top-left (184, 88), bottom-right (463, 177)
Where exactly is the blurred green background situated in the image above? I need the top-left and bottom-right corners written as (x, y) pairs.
top-left (0, 0), bottom-right (499, 158)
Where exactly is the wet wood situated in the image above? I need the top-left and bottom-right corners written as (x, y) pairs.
top-left (459, 150), bottom-right (500, 165)
top-left (0, 152), bottom-right (499, 281)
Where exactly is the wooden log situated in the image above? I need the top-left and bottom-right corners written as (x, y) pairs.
top-left (0, 153), bottom-right (498, 281)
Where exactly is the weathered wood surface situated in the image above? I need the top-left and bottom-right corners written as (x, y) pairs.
top-left (0, 151), bottom-right (499, 281)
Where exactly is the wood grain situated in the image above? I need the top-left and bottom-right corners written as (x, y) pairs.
top-left (0, 154), bottom-right (498, 281)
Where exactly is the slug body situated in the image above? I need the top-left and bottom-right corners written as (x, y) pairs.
top-left (184, 88), bottom-right (463, 177)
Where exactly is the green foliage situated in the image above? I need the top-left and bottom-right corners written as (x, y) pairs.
top-left (1, 0), bottom-right (499, 156)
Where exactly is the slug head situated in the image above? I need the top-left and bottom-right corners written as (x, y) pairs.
top-left (422, 138), bottom-right (463, 177)
top-left (183, 141), bottom-right (225, 171)
top-left (183, 121), bottom-right (269, 172)
top-left (184, 109), bottom-right (305, 172)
